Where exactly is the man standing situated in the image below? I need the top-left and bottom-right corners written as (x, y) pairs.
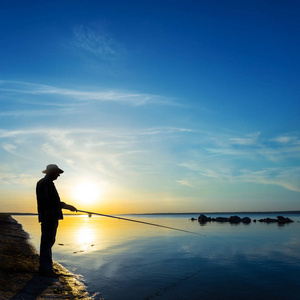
top-left (36, 164), bottom-right (77, 278)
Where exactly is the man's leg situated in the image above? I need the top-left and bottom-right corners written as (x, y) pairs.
top-left (39, 220), bottom-right (58, 272)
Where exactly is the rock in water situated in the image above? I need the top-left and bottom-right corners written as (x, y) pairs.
top-left (228, 216), bottom-right (241, 223)
top-left (198, 214), bottom-right (211, 223)
top-left (215, 217), bottom-right (229, 222)
top-left (242, 217), bottom-right (251, 223)
top-left (277, 216), bottom-right (294, 224)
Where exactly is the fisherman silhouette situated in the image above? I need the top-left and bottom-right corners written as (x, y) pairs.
top-left (36, 164), bottom-right (77, 278)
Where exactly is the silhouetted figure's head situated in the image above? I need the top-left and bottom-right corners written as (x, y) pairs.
top-left (42, 164), bottom-right (64, 181)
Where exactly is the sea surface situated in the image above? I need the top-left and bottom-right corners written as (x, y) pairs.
top-left (15, 213), bottom-right (300, 300)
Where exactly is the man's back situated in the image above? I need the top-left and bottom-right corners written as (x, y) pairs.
top-left (36, 176), bottom-right (63, 223)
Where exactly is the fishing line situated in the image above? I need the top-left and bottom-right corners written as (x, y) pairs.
top-left (76, 210), bottom-right (205, 236)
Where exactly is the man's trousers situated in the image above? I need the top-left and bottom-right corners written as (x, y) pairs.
top-left (39, 220), bottom-right (58, 272)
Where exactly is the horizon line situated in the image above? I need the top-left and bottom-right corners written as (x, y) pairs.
top-left (2, 210), bottom-right (300, 216)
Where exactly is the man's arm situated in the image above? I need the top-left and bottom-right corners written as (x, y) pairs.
top-left (60, 202), bottom-right (77, 212)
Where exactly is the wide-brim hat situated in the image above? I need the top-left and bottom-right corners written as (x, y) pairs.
top-left (42, 164), bottom-right (64, 174)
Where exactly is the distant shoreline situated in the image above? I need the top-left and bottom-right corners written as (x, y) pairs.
top-left (136, 211), bottom-right (300, 215)
top-left (5, 210), bottom-right (300, 216)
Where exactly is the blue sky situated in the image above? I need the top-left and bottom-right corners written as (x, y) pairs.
top-left (0, 0), bottom-right (299, 213)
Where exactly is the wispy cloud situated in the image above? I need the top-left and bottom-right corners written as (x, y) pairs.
top-left (177, 163), bottom-right (300, 192)
top-left (177, 130), bottom-right (300, 192)
top-left (229, 132), bottom-right (261, 145)
top-left (0, 109), bottom-right (63, 117)
top-left (137, 127), bottom-right (193, 136)
top-left (72, 23), bottom-right (126, 61)
top-left (270, 135), bottom-right (298, 144)
top-left (2, 143), bottom-right (17, 154)
top-left (0, 172), bottom-right (36, 185)
top-left (1, 79), bottom-right (299, 198)
top-left (0, 125), bottom-right (191, 185)
top-left (0, 80), bottom-right (174, 107)
top-left (205, 131), bottom-right (300, 162)
top-left (238, 167), bottom-right (300, 192)
top-left (176, 179), bottom-right (194, 187)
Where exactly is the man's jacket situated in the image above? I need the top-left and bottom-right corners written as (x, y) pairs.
top-left (36, 175), bottom-right (63, 223)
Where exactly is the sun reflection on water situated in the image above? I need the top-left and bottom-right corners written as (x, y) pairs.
top-left (75, 226), bottom-right (96, 253)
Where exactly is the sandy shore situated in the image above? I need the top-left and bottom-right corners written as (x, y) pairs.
top-left (0, 214), bottom-right (93, 299)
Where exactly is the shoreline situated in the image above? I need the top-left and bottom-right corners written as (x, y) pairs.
top-left (0, 213), bottom-right (93, 299)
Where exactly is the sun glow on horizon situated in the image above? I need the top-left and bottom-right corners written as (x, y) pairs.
top-left (72, 180), bottom-right (102, 205)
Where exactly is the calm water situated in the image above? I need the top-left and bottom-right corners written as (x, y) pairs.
top-left (15, 213), bottom-right (300, 300)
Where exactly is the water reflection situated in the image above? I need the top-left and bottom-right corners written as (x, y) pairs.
top-left (14, 214), bottom-right (300, 300)
top-left (75, 227), bottom-right (96, 253)
top-left (77, 227), bottom-right (94, 244)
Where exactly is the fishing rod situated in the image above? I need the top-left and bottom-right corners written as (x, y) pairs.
top-left (77, 210), bottom-right (205, 236)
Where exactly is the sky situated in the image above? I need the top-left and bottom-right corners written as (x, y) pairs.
top-left (0, 0), bottom-right (299, 214)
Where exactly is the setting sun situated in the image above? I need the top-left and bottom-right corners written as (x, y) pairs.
top-left (72, 180), bottom-right (102, 204)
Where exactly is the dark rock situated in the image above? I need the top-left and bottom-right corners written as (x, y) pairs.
top-left (194, 214), bottom-right (293, 225)
top-left (198, 214), bottom-right (206, 223)
top-left (190, 218), bottom-right (197, 221)
top-left (277, 216), bottom-right (294, 224)
top-left (277, 216), bottom-right (286, 224)
top-left (241, 217), bottom-right (251, 223)
top-left (285, 217), bottom-right (294, 223)
top-left (228, 215), bottom-right (242, 223)
top-left (215, 217), bottom-right (229, 222)
top-left (198, 214), bottom-right (211, 223)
